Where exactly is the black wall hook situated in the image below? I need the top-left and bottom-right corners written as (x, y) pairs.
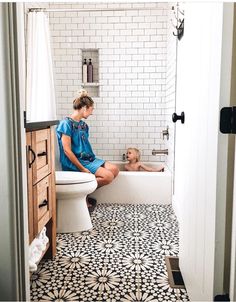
top-left (177, 18), bottom-right (184, 40)
top-left (173, 18), bottom-right (184, 40)
top-left (172, 5), bottom-right (184, 40)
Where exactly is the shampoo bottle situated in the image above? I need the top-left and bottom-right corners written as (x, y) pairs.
top-left (87, 58), bottom-right (93, 83)
top-left (82, 59), bottom-right (87, 83)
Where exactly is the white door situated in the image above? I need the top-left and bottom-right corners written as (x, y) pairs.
top-left (174, 3), bottom-right (234, 301)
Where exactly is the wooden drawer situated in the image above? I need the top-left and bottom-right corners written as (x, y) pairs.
top-left (26, 126), bottom-right (57, 258)
top-left (32, 129), bottom-right (51, 184)
top-left (33, 175), bottom-right (52, 236)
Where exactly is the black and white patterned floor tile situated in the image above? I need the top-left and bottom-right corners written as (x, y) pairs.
top-left (30, 203), bottom-right (189, 302)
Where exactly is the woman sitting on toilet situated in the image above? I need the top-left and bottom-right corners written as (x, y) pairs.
top-left (56, 89), bottom-right (119, 208)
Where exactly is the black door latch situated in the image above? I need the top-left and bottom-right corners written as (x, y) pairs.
top-left (220, 107), bottom-right (236, 134)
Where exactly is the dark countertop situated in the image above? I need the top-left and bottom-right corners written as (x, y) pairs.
top-left (25, 120), bottom-right (59, 131)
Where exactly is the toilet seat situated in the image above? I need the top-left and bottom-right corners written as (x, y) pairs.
top-left (56, 171), bottom-right (95, 185)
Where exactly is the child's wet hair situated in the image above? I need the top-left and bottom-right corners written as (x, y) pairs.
top-left (127, 147), bottom-right (141, 162)
top-left (73, 89), bottom-right (94, 110)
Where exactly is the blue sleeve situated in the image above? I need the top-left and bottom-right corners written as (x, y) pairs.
top-left (56, 119), bottom-right (72, 137)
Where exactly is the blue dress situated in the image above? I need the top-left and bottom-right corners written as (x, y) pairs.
top-left (56, 117), bottom-right (105, 174)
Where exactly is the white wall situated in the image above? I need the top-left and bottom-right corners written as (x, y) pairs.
top-left (47, 2), bottom-right (168, 162)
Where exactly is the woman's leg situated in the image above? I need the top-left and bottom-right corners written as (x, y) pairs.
top-left (103, 161), bottom-right (119, 178)
top-left (95, 166), bottom-right (115, 188)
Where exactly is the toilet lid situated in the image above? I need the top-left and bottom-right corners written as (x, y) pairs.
top-left (56, 171), bottom-right (96, 184)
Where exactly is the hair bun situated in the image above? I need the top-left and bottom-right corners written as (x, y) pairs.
top-left (77, 89), bottom-right (88, 98)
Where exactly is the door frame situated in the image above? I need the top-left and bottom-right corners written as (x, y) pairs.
top-left (230, 140), bottom-right (236, 302)
top-left (0, 3), bottom-right (29, 300)
top-left (229, 5), bottom-right (236, 301)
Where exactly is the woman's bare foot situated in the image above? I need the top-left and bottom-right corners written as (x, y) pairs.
top-left (86, 196), bottom-right (97, 213)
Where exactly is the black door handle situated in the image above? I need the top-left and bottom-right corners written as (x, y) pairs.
top-left (172, 112), bottom-right (185, 124)
top-left (37, 151), bottom-right (47, 157)
top-left (39, 199), bottom-right (48, 208)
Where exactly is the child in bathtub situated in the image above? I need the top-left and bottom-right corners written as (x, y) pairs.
top-left (125, 148), bottom-right (164, 172)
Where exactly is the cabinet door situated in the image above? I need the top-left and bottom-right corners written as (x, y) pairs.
top-left (26, 132), bottom-right (34, 243)
top-left (33, 175), bottom-right (52, 236)
top-left (32, 129), bottom-right (51, 185)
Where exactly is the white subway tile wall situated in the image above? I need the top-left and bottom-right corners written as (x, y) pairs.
top-left (47, 2), bottom-right (168, 162)
top-left (25, 2), bottom-right (176, 166)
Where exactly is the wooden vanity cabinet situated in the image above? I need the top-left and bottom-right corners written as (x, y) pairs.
top-left (26, 126), bottom-right (56, 259)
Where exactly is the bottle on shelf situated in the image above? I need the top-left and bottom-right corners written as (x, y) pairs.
top-left (87, 58), bottom-right (93, 83)
top-left (82, 58), bottom-right (87, 83)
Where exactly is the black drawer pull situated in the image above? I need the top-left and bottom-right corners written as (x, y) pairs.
top-left (39, 199), bottom-right (48, 208)
top-left (28, 146), bottom-right (36, 168)
top-left (37, 151), bottom-right (47, 157)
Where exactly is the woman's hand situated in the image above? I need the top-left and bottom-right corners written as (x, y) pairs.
top-left (81, 168), bottom-right (91, 173)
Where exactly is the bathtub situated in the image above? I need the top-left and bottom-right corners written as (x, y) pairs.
top-left (90, 161), bottom-right (172, 204)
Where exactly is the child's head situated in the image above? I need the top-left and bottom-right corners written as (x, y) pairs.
top-left (126, 147), bottom-right (141, 162)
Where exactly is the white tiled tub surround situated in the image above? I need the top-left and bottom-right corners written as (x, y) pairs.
top-left (46, 2), bottom-right (169, 162)
top-left (90, 162), bottom-right (172, 204)
top-left (24, 2), bottom-right (177, 170)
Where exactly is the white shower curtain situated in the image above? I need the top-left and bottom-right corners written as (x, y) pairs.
top-left (26, 12), bottom-right (56, 122)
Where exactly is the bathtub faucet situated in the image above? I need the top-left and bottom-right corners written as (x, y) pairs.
top-left (122, 153), bottom-right (126, 161)
top-left (152, 149), bottom-right (168, 155)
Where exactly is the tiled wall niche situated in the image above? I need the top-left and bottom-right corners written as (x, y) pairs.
top-left (81, 49), bottom-right (99, 97)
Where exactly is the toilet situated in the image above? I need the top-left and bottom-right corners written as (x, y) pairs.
top-left (55, 171), bottom-right (97, 233)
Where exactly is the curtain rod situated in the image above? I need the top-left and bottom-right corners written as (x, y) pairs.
top-left (28, 7), bottom-right (159, 13)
